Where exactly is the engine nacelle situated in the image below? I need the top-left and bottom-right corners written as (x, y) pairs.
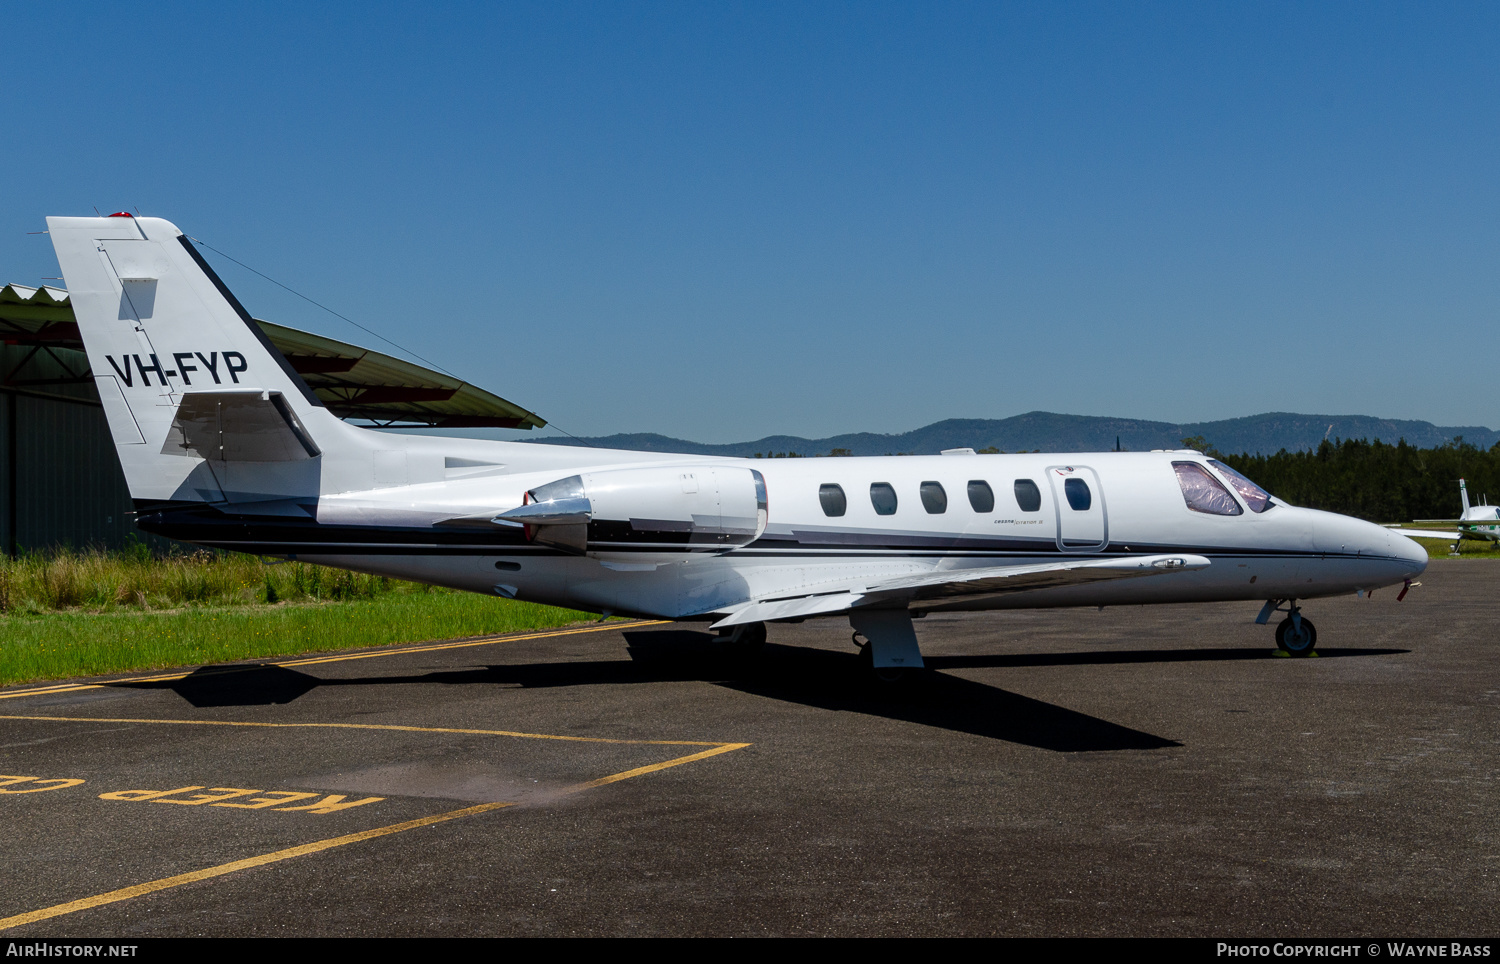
top-left (507, 466), bottom-right (768, 554)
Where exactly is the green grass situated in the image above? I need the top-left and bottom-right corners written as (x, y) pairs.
top-left (0, 547), bottom-right (596, 685)
top-left (0, 592), bottom-right (593, 686)
top-left (0, 545), bottom-right (420, 613)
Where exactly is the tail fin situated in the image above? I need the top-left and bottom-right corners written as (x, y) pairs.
top-left (48, 214), bottom-right (334, 504)
top-left (1460, 478), bottom-right (1471, 516)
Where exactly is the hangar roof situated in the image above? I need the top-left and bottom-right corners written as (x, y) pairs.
top-left (0, 283), bottom-right (545, 429)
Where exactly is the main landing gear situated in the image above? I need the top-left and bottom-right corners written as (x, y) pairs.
top-left (1257, 599), bottom-right (1317, 657)
top-left (849, 609), bottom-right (926, 683)
top-left (713, 621), bottom-right (767, 656)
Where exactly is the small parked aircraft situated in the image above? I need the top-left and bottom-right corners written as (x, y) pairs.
top-left (1387, 479), bottom-right (1500, 552)
top-left (46, 214), bottom-right (1429, 673)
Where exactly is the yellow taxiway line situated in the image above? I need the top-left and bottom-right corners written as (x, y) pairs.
top-left (0, 802), bottom-right (515, 930)
top-left (0, 619), bottom-right (670, 701)
top-left (0, 713), bottom-right (743, 748)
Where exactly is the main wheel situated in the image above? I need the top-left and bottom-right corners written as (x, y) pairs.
top-left (1276, 616), bottom-right (1317, 657)
top-left (715, 621), bottom-right (767, 655)
top-left (858, 638), bottom-right (919, 685)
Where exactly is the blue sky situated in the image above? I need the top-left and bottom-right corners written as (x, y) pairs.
top-left (5, 2), bottom-right (1498, 441)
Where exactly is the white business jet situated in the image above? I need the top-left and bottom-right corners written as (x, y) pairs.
top-left (47, 214), bottom-right (1429, 674)
top-left (1387, 479), bottom-right (1500, 552)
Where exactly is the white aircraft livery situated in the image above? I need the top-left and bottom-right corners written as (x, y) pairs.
top-left (47, 214), bottom-right (1430, 673)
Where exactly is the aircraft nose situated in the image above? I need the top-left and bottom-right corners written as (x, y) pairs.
top-left (1389, 528), bottom-right (1430, 578)
top-left (1314, 511), bottom-right (1427, 579)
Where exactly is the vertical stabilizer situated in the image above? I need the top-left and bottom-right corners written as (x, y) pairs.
top-left (1460, 478), bottom-right (1471, 517)
top-left (47, 215), bottom-right (336, 504)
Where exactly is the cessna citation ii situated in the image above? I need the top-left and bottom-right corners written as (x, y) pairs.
top-left (47, 214), bottom-right (1430, 676)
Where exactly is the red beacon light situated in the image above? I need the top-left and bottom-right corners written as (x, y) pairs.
top-left (107, 212), bottom-right (134, 218)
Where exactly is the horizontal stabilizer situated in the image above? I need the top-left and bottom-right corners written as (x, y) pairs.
top-left (162, 391), bottom-right (320, 462)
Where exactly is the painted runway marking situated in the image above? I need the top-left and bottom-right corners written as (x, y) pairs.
top-left (0, 740), bottom-right (747, 931)
top-left (0, 775), bottom-right (85, 794)
top-left (0, 619), bottom-right (671, 701)
top-left (0, 801), bottom-right (515, 931)
top-left (0, 714), bottom-right (751, 930)
top-left (99, 785), bottom-right (383, 813)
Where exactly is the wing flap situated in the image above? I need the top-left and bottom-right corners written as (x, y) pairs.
top-left (711, 591), bottom-right (865, 629)
top-left (706, 554), bottom-right (1209, 628)
top-left (865, 553), bottom-right (1211, 601)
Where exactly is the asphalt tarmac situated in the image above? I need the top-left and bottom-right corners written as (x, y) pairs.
top-left (0, 558), bottom-right (1495, 937)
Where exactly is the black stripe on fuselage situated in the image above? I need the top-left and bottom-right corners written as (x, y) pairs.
top-left (137, 507), bottom-right (1404, 564)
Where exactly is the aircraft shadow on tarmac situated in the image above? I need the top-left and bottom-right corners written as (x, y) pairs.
top-left (107, 630), bottom-right (1404, 752)
top-left (115, 663), bottom-right (321, 707)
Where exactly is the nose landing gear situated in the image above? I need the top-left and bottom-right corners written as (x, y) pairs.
top-left (1275, 613), bottom-right (1317, 656)
top-left (1256, 599), bottom-right (1318, 657)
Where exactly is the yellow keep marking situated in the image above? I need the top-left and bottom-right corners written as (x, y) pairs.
top-left (0, 801), bottom-right (514, 931)
top-left (0, 776), bottom-right (84, 794)
top-left (0, 620), bottom-right (669, 701)
top-left (0, 739), bottom-right (747, 931)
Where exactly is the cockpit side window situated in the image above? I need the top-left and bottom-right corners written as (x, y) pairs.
top-left (1173, 462), bottom-right (1243, 516)
top-left (1208, 460), bottom-right (1274, 513)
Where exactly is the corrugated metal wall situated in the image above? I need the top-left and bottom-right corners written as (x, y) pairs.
top-left (1, 343), bottom-right (139, 554)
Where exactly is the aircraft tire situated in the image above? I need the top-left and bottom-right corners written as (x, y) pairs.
top-left (715, 621), bottom-right (767, 655)
top-left (858, 640), bottom-right (919, 685)
top-left (1276, 616), bottom-right (1317, 657)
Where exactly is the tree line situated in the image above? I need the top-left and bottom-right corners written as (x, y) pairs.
top-left (1202, 437), bottom-right (1496, 523)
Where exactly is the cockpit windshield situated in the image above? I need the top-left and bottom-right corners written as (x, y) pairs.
top-left (1173, 462), bottom-right (1242, 515)
top-left (1208, 460), bottom-right (1274, 513)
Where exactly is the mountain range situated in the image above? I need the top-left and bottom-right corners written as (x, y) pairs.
top-left (534, 411), bottom-right (1500, 457)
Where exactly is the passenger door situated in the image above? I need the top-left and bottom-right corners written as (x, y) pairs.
top-left (1046, 465), bottom-right (1107, 552)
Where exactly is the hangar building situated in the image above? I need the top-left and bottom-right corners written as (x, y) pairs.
top-left (0, 282), bottom-right (543, 555)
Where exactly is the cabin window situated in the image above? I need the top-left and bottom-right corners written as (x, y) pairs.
top-left (818, 483), bottom-right (847, 517)
top-left (1208, 460), bottom-right (1273, 513)
top-left (1173, 462), bottom-right (1243, 516)
top-left (1014, 479), bottom-right (1042, 512)
top-left (967, 480), bottom-right (995, 513)
top-left (920, 481), bottom-right (947, 514)
top-left (870, 482), bottom-right (898, 516)
top-left (1064, 477), bottom-right (1092, 511)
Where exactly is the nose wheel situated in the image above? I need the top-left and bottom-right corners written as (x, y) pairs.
top-left (1275, 615), bottom-right (1317, 656)
top-left (1257, 599), bottom-right (1318, 657)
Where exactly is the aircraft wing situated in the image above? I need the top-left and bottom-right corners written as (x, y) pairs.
top-left (709, 553), bottom-right (1210, 629)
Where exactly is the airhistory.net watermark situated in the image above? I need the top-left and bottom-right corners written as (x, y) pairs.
top-left (4, 946), bottom-right (137, 958)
